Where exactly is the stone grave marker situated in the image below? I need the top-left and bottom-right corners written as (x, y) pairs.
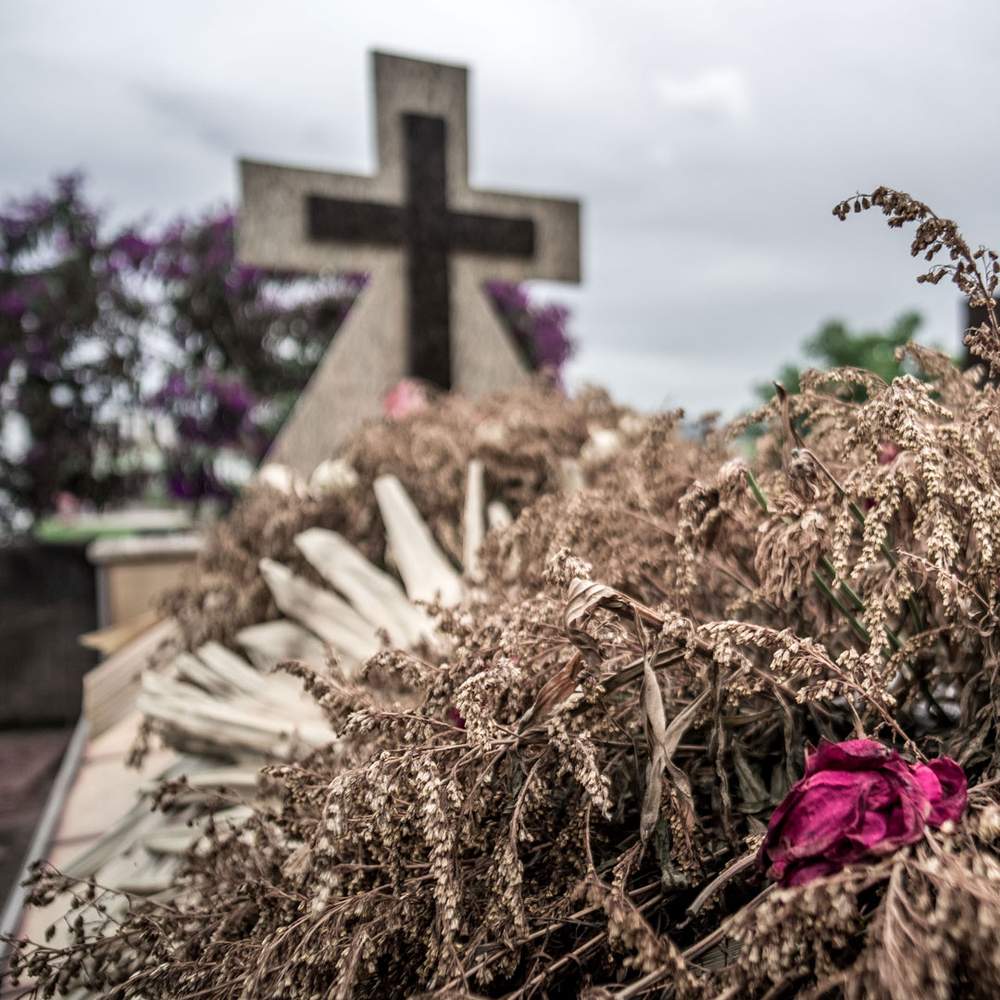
top-left (239, 51), bottom-right (581, 473)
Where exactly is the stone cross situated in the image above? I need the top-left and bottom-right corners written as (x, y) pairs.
top-left (238, 51), bottom-right (581, 474)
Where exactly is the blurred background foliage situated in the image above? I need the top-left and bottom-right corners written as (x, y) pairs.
top-left (757, 311), bottom-right (937, 403)
top-left (0, 175), bottom-right (575, 533)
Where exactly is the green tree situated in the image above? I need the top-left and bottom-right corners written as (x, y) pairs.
top-left (758, 312), bottom-right (931, 401)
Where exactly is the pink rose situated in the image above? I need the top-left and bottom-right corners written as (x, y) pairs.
top-left (759, 739), bottom-right (967, 887)
top-left (383, 378), bottom-right (429, 420)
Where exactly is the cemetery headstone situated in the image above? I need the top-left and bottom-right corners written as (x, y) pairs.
top-left (239, 51), bottom-right (581, 473)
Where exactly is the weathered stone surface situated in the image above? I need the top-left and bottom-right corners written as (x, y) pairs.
top-left (239, 51), bottom-right (581, 474)
top-left (0, 542), bottom-right (97, 726)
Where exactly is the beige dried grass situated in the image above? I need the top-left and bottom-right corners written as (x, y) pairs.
top-left (10, 191), bottom-right (1000, 998)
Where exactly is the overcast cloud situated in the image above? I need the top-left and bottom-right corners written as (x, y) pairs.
top-left (3, 0), bottom-right (999, 416)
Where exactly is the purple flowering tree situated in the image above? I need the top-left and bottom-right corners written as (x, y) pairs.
top-left (0, 174), bottom-right (149, 529)
top-left (136, 210), bottom-right (365, 505)
top-left (485, 280), bottom-right (574, 385)
top-left (0, 175), bottom-right (574, 532)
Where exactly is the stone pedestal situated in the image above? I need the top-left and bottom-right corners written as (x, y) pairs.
top-left (87, 534), bottom-right (203, 629)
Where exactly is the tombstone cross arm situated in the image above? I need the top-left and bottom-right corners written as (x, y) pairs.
top-left (307, 195), bottom-right (536, 258)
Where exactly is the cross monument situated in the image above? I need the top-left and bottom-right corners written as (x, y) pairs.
top-left (239, 51), bottom-right (581, 473)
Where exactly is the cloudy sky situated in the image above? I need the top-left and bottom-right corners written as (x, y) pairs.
top-left (3, 0), bottom-right (999, 416)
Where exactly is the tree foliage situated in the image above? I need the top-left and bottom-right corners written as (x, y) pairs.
top-left (759, 311), bottom-right (932, 401)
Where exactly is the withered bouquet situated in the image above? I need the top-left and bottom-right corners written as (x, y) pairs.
top-left (9, 189), bottom-right (1000, 1000)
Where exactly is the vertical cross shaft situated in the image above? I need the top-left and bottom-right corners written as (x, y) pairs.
top-left (403, 114), bottom-right (452, 387)
top-left (306, 113), bottom-right (536, 390)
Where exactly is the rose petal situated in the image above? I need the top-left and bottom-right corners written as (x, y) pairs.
top-left (759, 782), bottom-right (807, 863)
top-left (879, 767), bottom-right (932, 847)
top-left (782, 858), bottom-right (843, 887)
top-left (383, 379), bottom-right (429, 419)
top-left (847, 798), bottom-right (890, 851)
top-left (768, 771), bottom-right (879, 861)
top-left (913, 760), bottom-right (943, 804)
top-left (765, 854), bottom-right (789, 881)
top-left (805, 738), bottom-right (894, 777)
top-left (919, 757), bottom-right (967, 826)
top-left (859, 771), bottom-right (897, 810)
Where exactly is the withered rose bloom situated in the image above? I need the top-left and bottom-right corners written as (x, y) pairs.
top-left (383, 378), bottom-right (430, 420)
top-left (760, 738), bottom-right (967, 887)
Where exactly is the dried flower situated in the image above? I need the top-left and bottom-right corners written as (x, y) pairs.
top-left (14, 186), bottom-right (1000, 1000)
top-left (760, 739), bottom-right (967, 886)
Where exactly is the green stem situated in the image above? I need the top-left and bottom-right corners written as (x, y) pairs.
top-left (746, 469), bottom-right (769, 514)
top-left (820, 556), bottom-right (864, 610)
top-left (813, 569), bottom-right (872, 647)
top-left (748, 470), bottom-right (903, 653)
top-left (816, 560), bottom-right (903, 654)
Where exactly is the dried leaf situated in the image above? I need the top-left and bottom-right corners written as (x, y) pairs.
top-left (731, 739), bottom-right (772, 814)
top-left (462, 460), bottom-right (486, 582)
top-left (373, 474), bottom-right (464, 607)
top-left (639, 659), bottom-right (708, 846)
top-left (565, 577), bottom-right (664, 632)
top-left (565, 578), bottom-right (620, 630)
top-left (639, 657), bottom-right (667, 846)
